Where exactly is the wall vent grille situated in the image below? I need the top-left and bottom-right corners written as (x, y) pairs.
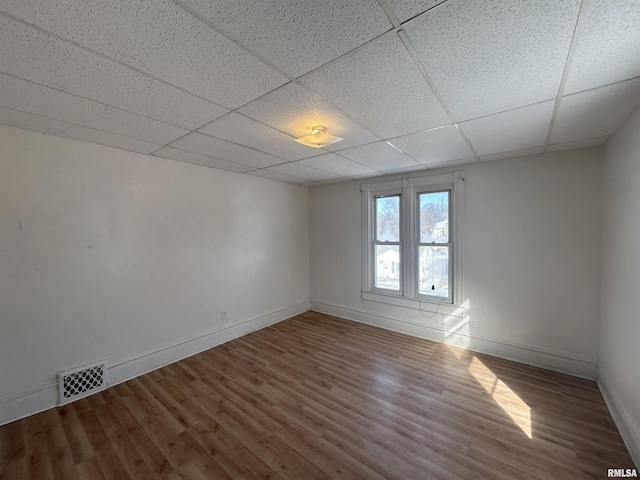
top-left (57, 361), bottom-right (106, 405)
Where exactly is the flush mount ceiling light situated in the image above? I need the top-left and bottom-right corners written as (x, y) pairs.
top-left (294, 126), bottom-right (344, 148)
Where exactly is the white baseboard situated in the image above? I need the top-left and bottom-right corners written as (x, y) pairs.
top-left (0, 382), bottom-right (59, 427)
top-left (0, 302), bottom-right (309, 426)
top-left (310, 300), bottom-right (598, 379)
top-left (598, 372), bottom-right (640, 469)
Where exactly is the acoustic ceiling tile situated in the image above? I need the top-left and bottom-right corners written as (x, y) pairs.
top-left (246, 169), bottom-right (308, 184)
top-left (302, 34), bottom-right (450, 138)
top-left (547, 136), bottom-right (608, 152)
top-left (0, 17), bottom-right (228, 130)
top-left (0, 0), bottom-right (288, 108)
top-left (459, 101), bottom-right (555, 156)
top-left (386, 0), bottom-right (447, 23)
top-left (320, 177), bottom-right (356, 184)
top-left (198, 113), bottom-right (320, 161)
top-left (338, 141), bottom-right (421, 171)
top-left (389, 125), bottom-right (473, 164)
top-left (406, 0), bottom-right (581, 120)
top-left (267, 162), bottom-right (341, 182)
top-left (2, 0), bottom-right (637, 187)
top-left (550, 77), bottom-right (640, 144)
top-left (480, 146), bottom-right (544, 162)
top-left (169, 133), bottom-right (285, 169)
top-left (382, 165), bottom-right (428, 175)
top-left (349, 173), bottom-right (380, 179)
top-left (0, 107), bottom-right (162, 154)
top-left (423, 157), bottom-right (477, 169)
top-left (239, 83), bottom-right (379, 150)
top-left (564, 0), bottom-right (640, 94)
top-left (152, 146), bottom-right (255, 173)
top-left (180, 0), bottom-right (392, 77)
top-left (0, 73), bottom-right (188, 145)
top-left (298, 153), bottom-right (378, 176)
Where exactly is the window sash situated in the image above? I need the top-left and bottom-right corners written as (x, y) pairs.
top-left (415, 189), bottom-right (452, 303)
top-left (373, 242), bottom-right (401, 292)
top-left (370, 189), bottom-right (403, 295)
top-left (417, 244), bottom-right (452, 302)
top-left (417, 189), bottom-right (451, 245)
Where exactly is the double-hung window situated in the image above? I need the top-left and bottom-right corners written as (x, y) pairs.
top-left (362, 172), bottom-right (464, 310)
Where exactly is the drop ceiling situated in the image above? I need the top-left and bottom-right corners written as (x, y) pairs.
top-left (1, 0), bottom-right (639, 185)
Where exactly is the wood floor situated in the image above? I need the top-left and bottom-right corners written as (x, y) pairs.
top-left (0, 311), bottom-right (634, 479)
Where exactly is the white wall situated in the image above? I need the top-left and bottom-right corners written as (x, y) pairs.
top-left (0, 125), bottom-right (310, 425)
top-left (310, 148), bottom-right (603, 377)
top-left (599, 105), bottom-right (640, 466)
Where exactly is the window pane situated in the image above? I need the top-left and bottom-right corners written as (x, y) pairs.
top-left (375, 245), bottom-right (400, 291)
top-left (419, 191), bottom-right (449, 243)
top-left (418, 246), bottom-right (449, 298)
top-left (376, 196), bottom-right (400, 242)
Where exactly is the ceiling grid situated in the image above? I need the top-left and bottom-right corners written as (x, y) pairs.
top-left (0, 0), bottom-right (638, 184)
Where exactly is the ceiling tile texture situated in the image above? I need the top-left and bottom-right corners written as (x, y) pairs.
top-left (389, 125), bottom-right (473, 164)
top-left (152, 146), bottom-right (256, 173)
top-left (386, 0), bottom-right (448, 23)
top-left (238, 83), bottom-right (380, 150)
top-left (170, 133), bottom-right (285, 169)
top-left (298, 153), bottom-right (379, 177)
top-left (0, 0), bottom-right (638, 183)
top-left (405, 0), bottom-right (582, 121)
top-left (564, 0), bottom-right (640, 94)
top-left (0, 73), bottom-right (189, 144)
top-left (459, 101), bottom-right (556, 155)
top-left (266, 163), bottom-right (340, 182)
top-left (302, 34), bottom-right (451, 138)
top-left (338, 141), bottom-right (422, 171)
top-left (0, 16), bottom-right (229, 129)
top-left (550, 77), bottom-right (640, 144)
top-left (0, 0), bottom-right (288, 108)
top-left (198, 113), bottom-right (318, 161)
top-left (179, 0), bottom-right (393, 77)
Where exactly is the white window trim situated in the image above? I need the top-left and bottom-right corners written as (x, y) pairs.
top-left (361, 171), bottom-right (465, 315)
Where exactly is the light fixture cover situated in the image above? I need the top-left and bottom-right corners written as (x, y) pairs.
top-left (295, 126), bottom-right (343, 148)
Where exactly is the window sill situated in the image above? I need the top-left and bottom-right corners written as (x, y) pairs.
top-left (361, 291), bottom-right (466, 317)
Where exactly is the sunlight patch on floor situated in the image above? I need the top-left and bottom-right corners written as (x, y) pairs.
top-left (468, 355), bottom-right (532, 438)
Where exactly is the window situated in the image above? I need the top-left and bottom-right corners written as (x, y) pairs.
top-left (374, 194), bottom-right (400, 291)
top-left (418, 190), bottom-right (451, 299)
top-left (362, 172), bottom-right (464, 309)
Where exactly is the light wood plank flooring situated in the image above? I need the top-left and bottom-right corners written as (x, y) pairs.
top-left (0, 311), bottom-right (635, 479)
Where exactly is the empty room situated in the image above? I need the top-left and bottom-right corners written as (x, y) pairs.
top-left (1, 0), bottom-right (639, 478)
